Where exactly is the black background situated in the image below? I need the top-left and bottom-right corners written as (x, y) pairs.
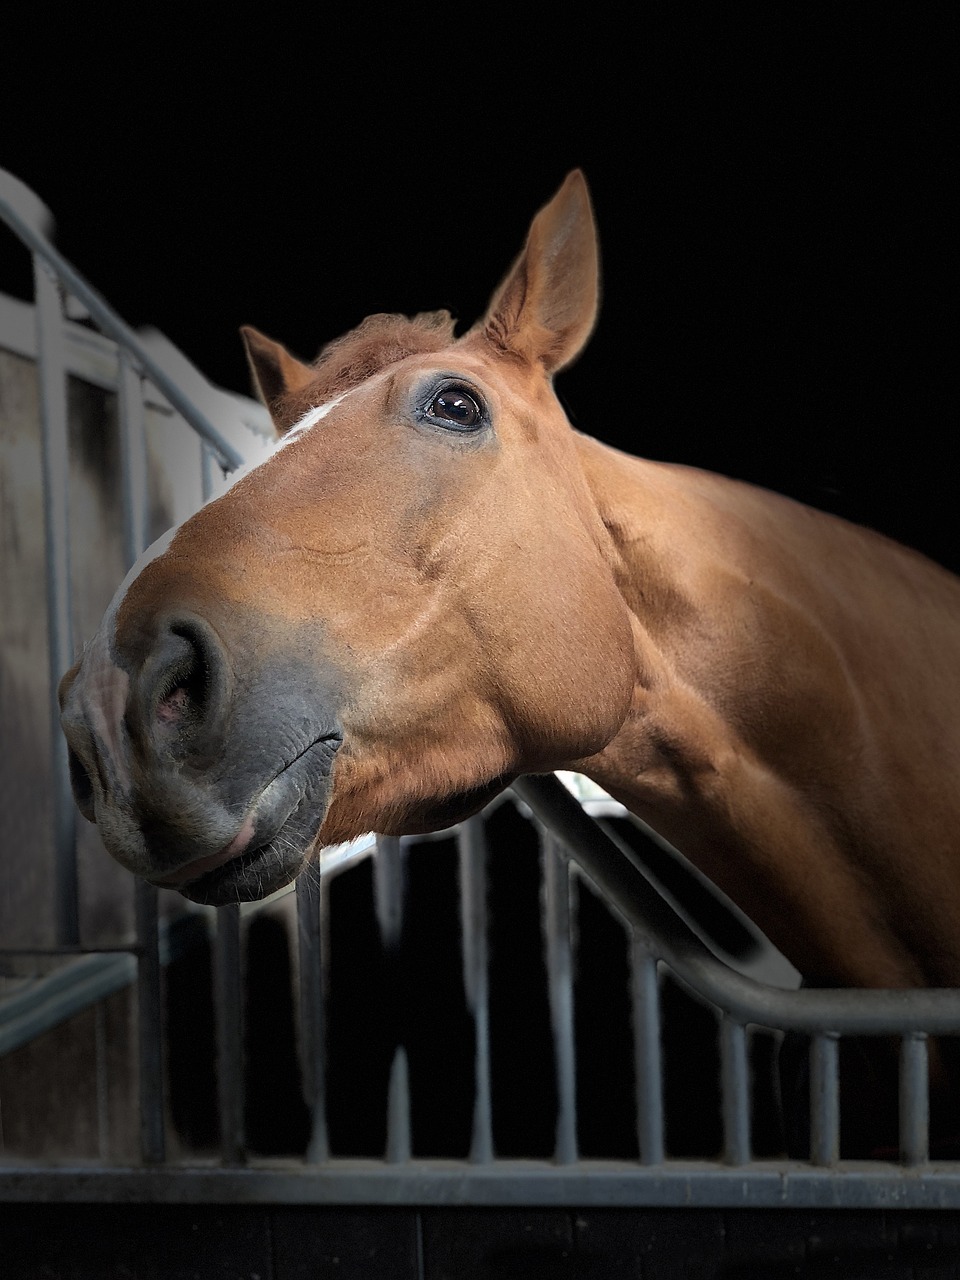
top-left (2, 7), bottom-right (955, 568)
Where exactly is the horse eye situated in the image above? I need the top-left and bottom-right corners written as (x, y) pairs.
top-left (428, 387), bottom-right (483, 430)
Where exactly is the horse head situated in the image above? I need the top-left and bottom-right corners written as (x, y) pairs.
top-left (59, 172), bottom-right (636, 904)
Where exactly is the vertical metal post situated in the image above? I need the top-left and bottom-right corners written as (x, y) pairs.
top-left (94, 1001), bottom-right (110, 1160)
top-left (458, 817), bottom-right (493, 1163)
top-left (201, 441), bottom-right (217, 505)
top-left (899, 1032), bottom-right (929, 1166)
top-left (542, 833), bottom-right (577, 1164)
top-left (385, 1045), bottom-right (412, 1164)
top-left (34, 255), bottom-right (78, 946)
top-left (117, 348), bottom-right (149, 564)
top-left (134, 878), bottom-right (165, 1163)
top-left (117, 338), bottom-right (167, 1166)
top-left (720, 1016), bottom-right (751, 1165)
top-left (376, 836), bottom-right (411, 1162)
top-left (631, 939), bottom-right (664, 1165)
top-left (296, 867), bottom-right (329, 1162)
top-left (214, 905), bottom-right (245, 1164)
top-left (809, 1032), bottom-right (840, 1166)
top-left (375, 835), bottom-right (405, 951)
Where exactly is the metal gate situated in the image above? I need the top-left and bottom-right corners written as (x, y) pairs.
top-left (4, 165), bottom-right (960, 1212)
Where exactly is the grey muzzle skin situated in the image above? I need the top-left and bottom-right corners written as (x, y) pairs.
top-left (60, 610), bottom-right (343, 906)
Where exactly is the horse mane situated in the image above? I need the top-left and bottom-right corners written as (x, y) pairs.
top-left (304, 309), bottom-right (456, 407)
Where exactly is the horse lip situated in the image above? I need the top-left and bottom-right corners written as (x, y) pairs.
top-left (151, 813), bottom-right (257, 888)
top-left (147, 732), bottom-right (340, 893)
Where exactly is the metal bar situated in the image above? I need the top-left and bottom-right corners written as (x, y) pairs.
top-left (34, 255), bottom-right (78, 947)
top-left (542, 833), bottom-right (577, 1164)
top-left (0, 186), bottom-right (243, 471)
top-left (9, 1161), bottom-right (960, 1208)
top-left (385, 1045), bottom-right (412, 1164)
top-left (374, 835), bottom-right (404, 952)
top-left (809, 1033), bottom-right (840, 1167)
top-left (458, 817), bottom-right (493, 1163)
top-left (511, 776), bottom-right (960, 1034)
top-left (201, 442), bottom-right (217, 505)
top-left (376, 837), bottom-right (410, 1161)
top-left (631, 941), bottom-right (664, 1165)
top-left (117, 348), bottom-right (149, 564)
top-left (899, 1032), bottom-right (929, 1166)
top-left (94, 1001), bottom-right (110, 1160)
top-left (134, 879), bottom-right (165, 1163)
top-left (720, 1016), bottom-right (751, 1165)
top-left (0, 947), bottom-right (140, 955)
top-left (117, 347), bottom-right (154, 1200)
top-left (214, 905), bottom-right (245, 1164)
top-left (296, 868), bottom-right (328, 1162)
top-left (0, 915), bottom-right (209, 1056)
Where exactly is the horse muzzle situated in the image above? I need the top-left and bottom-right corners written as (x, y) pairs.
top-left (59, 610), bottom-right (343, 905)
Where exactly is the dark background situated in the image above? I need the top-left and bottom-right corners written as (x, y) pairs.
top-left (2, 7), bottom-right (955, 568)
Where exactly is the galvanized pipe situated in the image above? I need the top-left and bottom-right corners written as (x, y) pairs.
top-left (376, 837), bottom-right (411, 1161)
top-left (385, 1045), bottom-right (412, 1164)
top-left (809, 1033), bottom-right (840, 1167)
top-left (201, 441), bottom-right (218, 505)
top-left (458, 817), bottom-right (494, 1163)
top-left (117, 348), bottom-right (150, 564)
top-left (720, 1016), bottom-right (751, 1165)
top-left (374, 836), bottom-right (404, 953)
top-left (631, 941), bottom-right (664, 1164)
top-left (1, 181), bottom-right (244, 472)
top-left (296, 869), bottom-right (329, 1162)
top-left (134, 879), bottom-right (165, 1164)
top-left (214, 905), bottom-right (246, 1164)
top-left (899, 1033), bottom-right (929, 1166)
top-left (34, 255), bottom-right (79, 947)
top-left (511, 776), bottom-right (960, 1035)
top-left (542, 833), bottom-right (578, 1164)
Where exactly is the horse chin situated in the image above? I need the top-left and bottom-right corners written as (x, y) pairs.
top-left (174, 836), bottom-right (308, 906)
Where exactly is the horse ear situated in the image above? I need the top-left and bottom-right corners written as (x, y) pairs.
top-left (481, 170), bottom-right (599, 373)
top-left (240, 326), bottom-right (316, 431)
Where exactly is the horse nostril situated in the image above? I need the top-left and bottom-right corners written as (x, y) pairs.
top-left (156, 628), bottom-right (210, 727)
top-left (67, 745), bottom-right (97, 821)
top-left (146, 616), bottom-right (229, 747)
top-left (157, 683), bottom-right (191, 725)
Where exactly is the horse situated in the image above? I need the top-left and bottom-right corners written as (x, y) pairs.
top-left (60, 169), bottom-right (960, 999)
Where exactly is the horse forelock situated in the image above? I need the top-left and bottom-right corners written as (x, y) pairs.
top-left (280, 310), bottom-right (457, 429)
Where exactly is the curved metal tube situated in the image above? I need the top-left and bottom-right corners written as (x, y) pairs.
top-left (0, 167), bottom-right (244, 472)
top-left (511, 774), bottom-right (960, 1035)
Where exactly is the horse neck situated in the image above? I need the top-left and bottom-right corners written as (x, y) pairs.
top-left (568, 431), bottom-right (960, 989)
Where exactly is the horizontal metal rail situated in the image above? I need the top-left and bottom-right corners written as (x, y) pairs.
top-left (0, 914), bottom-right (208, 1057)
top-left (2, 1162), bottom-right (960, 1210)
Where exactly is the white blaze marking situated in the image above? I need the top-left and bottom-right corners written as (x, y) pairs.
top-left (277, 389), bottom-right (353, 449)
top-left (99, 390), bottom-right (353, 621)
top-left (88, 379), bottom-right (373, 658)
top-left (113, 526), bottom-right (180, 606)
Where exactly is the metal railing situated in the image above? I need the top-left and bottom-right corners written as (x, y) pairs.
top-left (3, 167), bottom-right (960, 1210)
